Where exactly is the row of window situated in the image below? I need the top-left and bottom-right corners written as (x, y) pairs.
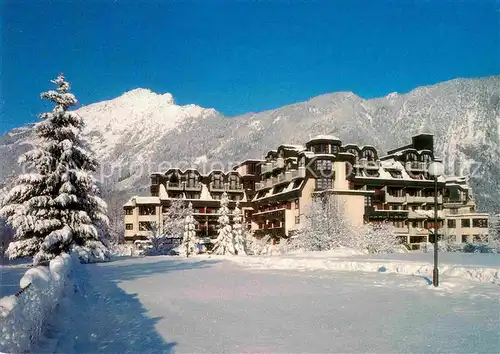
top-left (447, 219), bottom-right (488, 228)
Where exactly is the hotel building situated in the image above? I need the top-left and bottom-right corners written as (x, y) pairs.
top-left (123, 134), bottom-right (491, 249)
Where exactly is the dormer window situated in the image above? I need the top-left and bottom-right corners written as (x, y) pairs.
top-left (421, 154), bottom-right (432, 169)
top-left (229, 174), bottom-right (239, 189)
top-left (299, 157), bottom-right (306, 167)
top-left (187, 172), bottom-right (197, 187)
top-left (212, 174), bottom-right (223, 188)
top-left (363, 149), bottom-right (376, 162)
top-left (331, 145), bottom-right (340, 154)
top-left (406, 152), bottom-right (418, 162)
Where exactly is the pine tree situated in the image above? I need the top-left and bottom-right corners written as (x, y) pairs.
top-left (232, 201), bottom-right (246, 255)
top-left (212, 192), bottom-right (235, 255)
top-left (183, 202), bottom-right (198, 257)
top-left (0, 74), bottom-right (109, 265)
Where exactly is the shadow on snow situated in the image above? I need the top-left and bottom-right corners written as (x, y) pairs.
top-left (39, 257), bottom-right (220, 354)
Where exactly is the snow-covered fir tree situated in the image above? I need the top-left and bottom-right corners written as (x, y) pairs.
top-left (182, 202), bottom-right (198, 257)
top-left (163, 199), bottom-right (189, 239)
top-left (360, 222), bottom-right (401, 254)
top-left (232, 201), bottom-right (246, 255)
top-left (212, 192), bottom-right (235, 255)
top-left (290, 195), bottom-right (355, 251)
top-left (0, 74), bottom-right (109, 264)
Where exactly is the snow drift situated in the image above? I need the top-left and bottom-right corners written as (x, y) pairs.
top-left (227, 249), bottom-right (500, 285)
top-left (0, 253), bottom-right (74, 353)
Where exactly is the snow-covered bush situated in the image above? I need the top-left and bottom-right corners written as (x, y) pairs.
top-left (290, 196), bottom-right (357, 252)
top-left (0, 253), bottom-right (74, 353)
top-left (359, 222), bottom-right (402, 254)
top-left (232, 202), bottom-right (246, 255)
top-left (212, 192), bottom-right (235, 255)
top-left (0, 75), bottom-right (109, 265)
top-left (182, 202), bottom-right (198, 257)
top-left (421, 240), bottom-right (498, 254)
top-left (248, 235), bottom-right (272, 255)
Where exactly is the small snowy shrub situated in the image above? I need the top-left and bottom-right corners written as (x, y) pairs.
top-left (360, 222), bottom-right (401, 254)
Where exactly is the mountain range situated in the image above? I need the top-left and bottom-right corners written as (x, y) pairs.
top-left (1, 76), bottom-right (499, 237)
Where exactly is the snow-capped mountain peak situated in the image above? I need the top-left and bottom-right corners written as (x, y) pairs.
top-left (75, 89), bottom-right (219, 161)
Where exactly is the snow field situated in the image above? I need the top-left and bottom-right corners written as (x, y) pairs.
top-left (0, 253), bottom-right (74, 353)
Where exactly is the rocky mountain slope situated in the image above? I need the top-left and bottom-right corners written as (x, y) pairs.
top-left (1, 77), bottom-right (499, 219)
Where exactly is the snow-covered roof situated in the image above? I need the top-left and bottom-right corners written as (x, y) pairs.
top-left (308, 135), bottom-right (341, 141)
top-left (279, 144), bottom-right (304, 151)
top-left (134, 196), bottom-right (161, 204)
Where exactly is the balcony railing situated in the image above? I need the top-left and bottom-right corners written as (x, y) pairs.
top-left (209, 182), bottom-right (225, 192)
top-left (406, 195), bottom-right (443, 204)
top-left (166, 181), bottom-right (184, 190)
top-left (385, 194), bottom-right (406, 203)
top-left (227, 183), bottom-right (244, 192)
top-left (185, 182), bottom-right (202, 191)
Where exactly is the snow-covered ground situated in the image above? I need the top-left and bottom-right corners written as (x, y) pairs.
top-left (0, 258), bottom-right (31, 297)
top-left (35, 255), bottom-right (499, 353)
top-left (226, 249), bottom-right (500, 285)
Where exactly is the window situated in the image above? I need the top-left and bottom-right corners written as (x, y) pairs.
top-left (185, 192), bottom-right (200, 199)
top-left (124, 208), bottom-right (133, 215)
top-left (294, 199), bottom-right (299, 210)
top-left (461, 235), bottom-right (471, 243)
top-left (364, 196), bottom-right (372, 207)
top-left (125, 223), bottom-right (133, 230)
top-left (472, 219), bottom-right (488, 228)
top-left (139, 206), bottom-right (156, 215)
top-left (151, 176), bottom-right (159, 185)
top-left (316, 178), bottom-right (333, 190)
top-left (313, 144), bottom-right (329, 154)
top-left (151, 191), bottom-right (159, 197)
top-left (315, 159), bottom-right (332, 170)
top-left (187, 172), bottom-right (197, 187)
top-left (331, 145), bottom-right (340, 154)
top-left (447, 219), bottom-right (456, 228)
top-left (461, 219), bottom-right (471, 228)
top-left (295, 216), bottom-right (300, 224)
top-left (213, 193), bottom-right (221, 200)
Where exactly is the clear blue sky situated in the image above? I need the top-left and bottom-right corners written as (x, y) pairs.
top-left (1, 0), bottom-right (499, 134)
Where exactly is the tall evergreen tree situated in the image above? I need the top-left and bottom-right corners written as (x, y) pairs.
top-left (182, 202), bottom-right (198, 257)
top-left (232, 201), bottom-right (246, 255)
top-left (0, 74), bottom-right (109, 264)
top-left (212, 192), bottom-right (235, 255)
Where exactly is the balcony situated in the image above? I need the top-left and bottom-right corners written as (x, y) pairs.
top-left (290, 167), bottom-right (306, 179)
top-left (406, 162), bottom-right (426, 172)
top-left (272, 158), bottom-right (285, 170)
top-left (262, 163), bottom-right (273, 174)
top-left (394, 226), bottom-right (409, 234)
top-left (166, 181), bottom-right (184, 190)
top-left (209, 182), bottom-right (226, 192)
top-left (406, 195), bottom-right (443, 204)
top-left (185, 182), bottom-right (202, 191)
